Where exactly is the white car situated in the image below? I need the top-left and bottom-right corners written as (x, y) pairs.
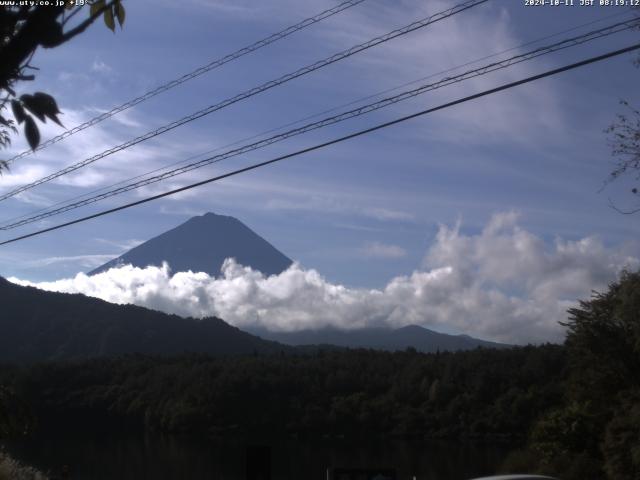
top-left (469, 476), bottom-right (560, 480)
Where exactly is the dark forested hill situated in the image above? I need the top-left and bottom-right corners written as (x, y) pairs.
top-left (0, 277), bottom-right (289, 363)
top-left (89, 212), bottom-right (293, 277)
top-left (0, 345), bottom-right (567, 439)
top-left (248, 324), bottom-right (509, 352)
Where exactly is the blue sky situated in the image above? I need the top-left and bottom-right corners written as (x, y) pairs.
top-left (2, 0), bottom-right (640, 342)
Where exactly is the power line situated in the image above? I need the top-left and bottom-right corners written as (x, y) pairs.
top-left (3, 11), bottom-right (629, 230)
top-left (0, 0), bottom-right (489, 202)
top-left (3, 18), bottom-right (636, 229)
top-left (4, 0), bottom-right (367, 165)
top-left (2, 18), bottom-right (637, 231)
top-left (1, 42), bottom-right (638, 247)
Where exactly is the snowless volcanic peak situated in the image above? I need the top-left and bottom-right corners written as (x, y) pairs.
top-left (89, 212), bottom-right (292, 277)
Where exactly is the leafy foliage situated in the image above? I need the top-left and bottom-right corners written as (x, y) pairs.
top-left (601, 7), bottom-right (639, 213)
top-left (0, 345), bottom-right (566, 440)
top-left (2, 271), bottom-right (639, 478)
top-left (0, 384), bottom-right (33, 440)
top-left (605, 101), bottom-right (640, 213)
top-left (602, 389), bottom-right (640, 480)
top-left (0, 451), bottom-right (47, 480)
top-left (524, 270), bottom-right (640, 479)
top-left (0, 1), bottom-right (125, 166)
top-left (563, 270), bottom-right (640, 401)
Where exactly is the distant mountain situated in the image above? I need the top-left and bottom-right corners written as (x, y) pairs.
top-left (89, 212), bottom-right (292, 277)
top-left (0, 277), bottom-right (291, 363)
top-left (247, 324), bottom-right (509, 352)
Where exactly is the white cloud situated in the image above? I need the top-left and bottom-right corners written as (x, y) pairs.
top-left (0, 0), bottom-right (568, 220)
top-left (263, 194), bottom-right (415, 223)
top-left (360, 241), bottom-right (407, 259)
top-left (10, 213), bottom-right (638, 344)
top-left (94, 238), bottom-right (144, 251)
top-left (0, 164), bottom-right (50, 188)
top-left (312, 0), bottom-right (567, 148)
top-left (158, 205), bottom-right (208, 217)
top-left (91, 60), bottom-right (112, 74)
top-left (188, 0), bottom-right (264, 16)
top-left (26, 254), bottom-right (117, 269)
top-left (11, 190), bottom-right (52, 207)
top-left (363, 207), bottom-right (415, 222)
top-left (0, 106), bottom-right (206, 203)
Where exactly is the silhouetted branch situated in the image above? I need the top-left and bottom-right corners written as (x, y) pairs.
top-left (608, 197), bottom-right (640, 215)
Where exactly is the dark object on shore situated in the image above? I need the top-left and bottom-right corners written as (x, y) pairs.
top-left (468, 476), bottom-right (559, 480)
top-left (331, 467), bottom-right (396, 480)
top-left (246, 445), bottom-right (271, 480)
top-left (50, 464), bottom-right (71, 480)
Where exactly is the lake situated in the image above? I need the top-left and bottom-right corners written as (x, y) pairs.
top-left (3, 429), bottom-right (514, 480)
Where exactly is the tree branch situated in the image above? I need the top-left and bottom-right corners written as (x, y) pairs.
top-left (57, 1), bottom-right (117, 45)
top-left (608, 197), bottom-right (640, 215)
top-left (61, 5), bottom-right (84, 27)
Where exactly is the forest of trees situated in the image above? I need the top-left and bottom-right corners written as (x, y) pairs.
top-left (514, 270), bottom-right (640, 479)
top-left (0, 3), bottom-right (638, 479)
top-left (0, 345), bottom-right (567, 440)
top-left (0, 270), bottom-right (638, 480)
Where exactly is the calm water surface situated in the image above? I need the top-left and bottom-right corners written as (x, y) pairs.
top-left (4, 429), bottom-right (513, 480)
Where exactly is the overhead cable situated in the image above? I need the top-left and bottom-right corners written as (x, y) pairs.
top-left (4, 0), bottom-right (368, 165)
top-left (1, 42), bottom-right (638, 246)
top-left (0, 0), bottom-right (489, 202)
top-left (4, 10), bottom-right (630, 229)
top-left (2, 18), bottom-right (637, 230)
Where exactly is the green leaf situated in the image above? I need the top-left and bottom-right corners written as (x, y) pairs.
top-left (115, 2), bottom-right (126, 27)
top-left (11, 100), bottom-right (26, 124)
top-left (32, 92), bottom-right (64, 127)
top-left (24, 116), bottom-right (40, 151)
top-left (20, 93), bottom-right (64, 127)
top-left (104, 5), bottom-right (116, 32)
top-left (33, 92), bottom-right (61, 114)
top-left (49, 113), bottom-right (64, 127)
top-left (90, 0), bottom-right (105, 17)
top-left (20, 94), bottom-right (46, 123)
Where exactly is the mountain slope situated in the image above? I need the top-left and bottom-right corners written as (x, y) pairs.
top-left (0, 277), bottom-right (290, 363)
top-left (248, 325), bottom-right (509, 352)
top-left (89, 212), bottom-right (292, 277)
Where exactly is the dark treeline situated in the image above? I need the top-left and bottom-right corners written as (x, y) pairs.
top-left (0, 270), bottom-right (638, 480)
top-left (0, 345), bottom-right (566, 440)
top-left (513, 270), bottom-right (640, 480)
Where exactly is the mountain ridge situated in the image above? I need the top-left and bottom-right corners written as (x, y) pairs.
top-left (2, 212), bottom-right (510, 362)
top-left (89, 212), bottom-right (292, 277)
top-left (247, 324), bottom-right (510, 352)
top-left (0, 276), bottom-right (292, 363)
top-left (0, 275), bottom-right (508, 363)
